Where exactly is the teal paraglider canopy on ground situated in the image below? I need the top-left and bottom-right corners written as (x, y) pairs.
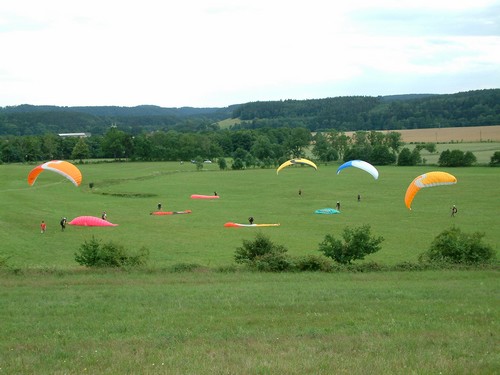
top-left (314, 208), bottom-right (340, 214)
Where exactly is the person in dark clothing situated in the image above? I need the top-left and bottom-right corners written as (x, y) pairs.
top-left (336, 201), bottom-right (341, 211)
top-left (157, 203), bottom-right (162, 211)
top-left (60, 217), bottom-right (67, 231)
top-left (357, 194), bottom-right (361, 202)
top-left (248, 216), bottom-right (254, 225)
top-left (451, 205), bottom-right (458, 217)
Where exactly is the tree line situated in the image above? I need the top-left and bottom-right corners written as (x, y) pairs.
top-left (0, 126), bottom-right (484, 168)
top-left (0, 89), bottom-right (498, 136)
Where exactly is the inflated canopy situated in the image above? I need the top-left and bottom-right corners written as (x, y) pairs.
top-left (276, 158), bottom-right (317, 174)
top-left (68, 216), bottom-right (117, 226)
top-left (28, 160), bottom-right (82, 187)
top-left (404, 171), bottom-right (457, 210)
top-left (337, 160), bottom-right (379, 180)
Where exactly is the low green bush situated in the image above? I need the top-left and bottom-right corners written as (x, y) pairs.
top-left (235, 232), bottom-right (293, 272)
top-left (75, 236), bottom-right (149, 268)
top-left (294, 255), bottom-right (334, 272)
top-left (419, 226), bottom-right (496, 265)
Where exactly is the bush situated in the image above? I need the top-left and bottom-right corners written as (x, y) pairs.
top-left (0, 254), bottom-right (10, 268)
top-left (294, 255), bottom-right (334, 272)
top-left (318, 224), bottom-right (384, 264)
top-left (419, 226), bottom-right (496, 265)
top-left (235, 232), bottom-right (292, 271)
top-left (490, 151), bottom-right (500, 166)
top-left (438, 149), bottom-right (476, 167)
top-left (75, 236), bottom-right (149, 268)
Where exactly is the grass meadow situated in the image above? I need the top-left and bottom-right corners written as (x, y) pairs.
top-left (1, 159), bottom-right (499, 373)
top-left (1, 160), bottom-right (498, 269)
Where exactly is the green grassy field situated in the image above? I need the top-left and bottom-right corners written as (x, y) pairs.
top-left (417, 142), bottom-right (499, 165)
top-left (1, 161), bottom-right (499, 374)
top-left (1, 161), bottom-right (498, 269)
top-left (1, 270), bottom-right (498, 374)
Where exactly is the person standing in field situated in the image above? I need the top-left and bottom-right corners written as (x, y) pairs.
top-left (336, 201), bottom-right (341, 211)
top-left (451, 205), bottom-right (458, 217)
top-left (40, 220), bottom-right (46, 233)
top-left (299, 189), bottom-right (302, 197)
top-left (157, 203), bottom-right (162, 211)
top-left (60, 217), bottom-right (67, 231)
top-left (248, 216), bottom-right (254, 225)
top-left (357, 194), bottom-right (361, 202)
top-left (102, 211), bottom-right (107, 220)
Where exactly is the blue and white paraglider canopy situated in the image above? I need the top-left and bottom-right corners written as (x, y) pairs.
top-left (336, 160), bottom-right (379, 180)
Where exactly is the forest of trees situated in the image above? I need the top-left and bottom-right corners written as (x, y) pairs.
top-left (0, 89), bottom-right (498, 136)
top-left (0, 125), bottom-right (485, 168)
top-left (233, 89), bottom-right (500, 131)
top-left (0, 89), bottom-right (498, 168)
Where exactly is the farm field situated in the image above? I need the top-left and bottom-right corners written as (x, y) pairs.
top-left (0, 162), bottom-right (499, 269)
top-left (1, 161), bottom-right (498, 374)
top-left (345, 125), bottom-right (500, 143)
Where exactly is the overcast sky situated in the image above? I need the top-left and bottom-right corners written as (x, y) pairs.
top-left (1, 0), bottom-right (499, 108)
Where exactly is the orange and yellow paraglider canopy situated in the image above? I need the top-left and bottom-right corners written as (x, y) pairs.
top-left (404, 171), bottom-right (457, 210)
top-left (27, 160), bottom-right (82, 187)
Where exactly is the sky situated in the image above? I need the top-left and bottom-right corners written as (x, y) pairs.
top-left (1, 0), bottom-right (499, 108)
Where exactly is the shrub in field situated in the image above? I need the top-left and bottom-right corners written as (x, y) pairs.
top-left (75, 236), bottom-right (149, 268)
top-left (318, 224), bottom-right (384, 264)
top-left (294, 255), bottom-right (334, 272)
top-left (0, 254), bottom-right (9, 268)
top-left (235, 232), bottom-right (292, 271)
top-left (438, 149), bottom-right (476, 167)
top-left (490, 151), bottom-right (500, 166)
top-left (419, 226), bottom-right (496, 265)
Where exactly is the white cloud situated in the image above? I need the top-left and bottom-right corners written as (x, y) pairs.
top-left (1, 0), bottom-right (499, 107)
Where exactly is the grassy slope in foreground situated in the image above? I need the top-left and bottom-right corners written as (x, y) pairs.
top-left (0, 270), bottom-right (498, 374)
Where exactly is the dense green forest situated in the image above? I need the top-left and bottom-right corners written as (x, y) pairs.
top-left (233, 89), bottom-right (500, 131)
top-left (0, 89), bottom-right (498, 136)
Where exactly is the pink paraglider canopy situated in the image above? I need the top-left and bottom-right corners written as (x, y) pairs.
top-left (68, 216), bottom-right (118, 227)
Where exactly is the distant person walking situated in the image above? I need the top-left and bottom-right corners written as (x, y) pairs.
top-left (60, 217), bottom-right (67, 231)
top-left (40, 220), bottom-right (46, 234)
top-left (157, 203), bottom-right (162, 211)
top-left (357, 194), bottom-right (361, 202)
top-left (248, 216), bottom-right (254, 225)
top-left (102, 211), bottom-right (107, 220)
top-left (451, 205), bottom-right (458, 217)
top-left (336, 201), bottom-right (341, 211)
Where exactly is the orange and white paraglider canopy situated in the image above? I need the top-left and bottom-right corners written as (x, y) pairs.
top-left (27, 160), bottom-right (82, 187)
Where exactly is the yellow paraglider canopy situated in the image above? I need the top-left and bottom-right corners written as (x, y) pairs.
top-left (404, 171), bottom-right (457, 210)
top-left (276, 158), bottom-right (318, 174)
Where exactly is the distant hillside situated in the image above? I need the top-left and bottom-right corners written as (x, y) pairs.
top-left (232, 89), bottom-right (500, 131)
top-left (0, 90), bottom-right (498, 136)
top-left (0, 104), bottom-right (237, 136)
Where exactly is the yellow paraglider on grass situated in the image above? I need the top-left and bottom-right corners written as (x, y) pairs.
top-left (404, 171), bottom-right (457, 210)
top-left (276, 158), bottom-right (318, 174)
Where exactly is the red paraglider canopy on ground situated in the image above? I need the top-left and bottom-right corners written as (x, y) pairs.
top-left (68, 216), bottom-right (118, 226)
